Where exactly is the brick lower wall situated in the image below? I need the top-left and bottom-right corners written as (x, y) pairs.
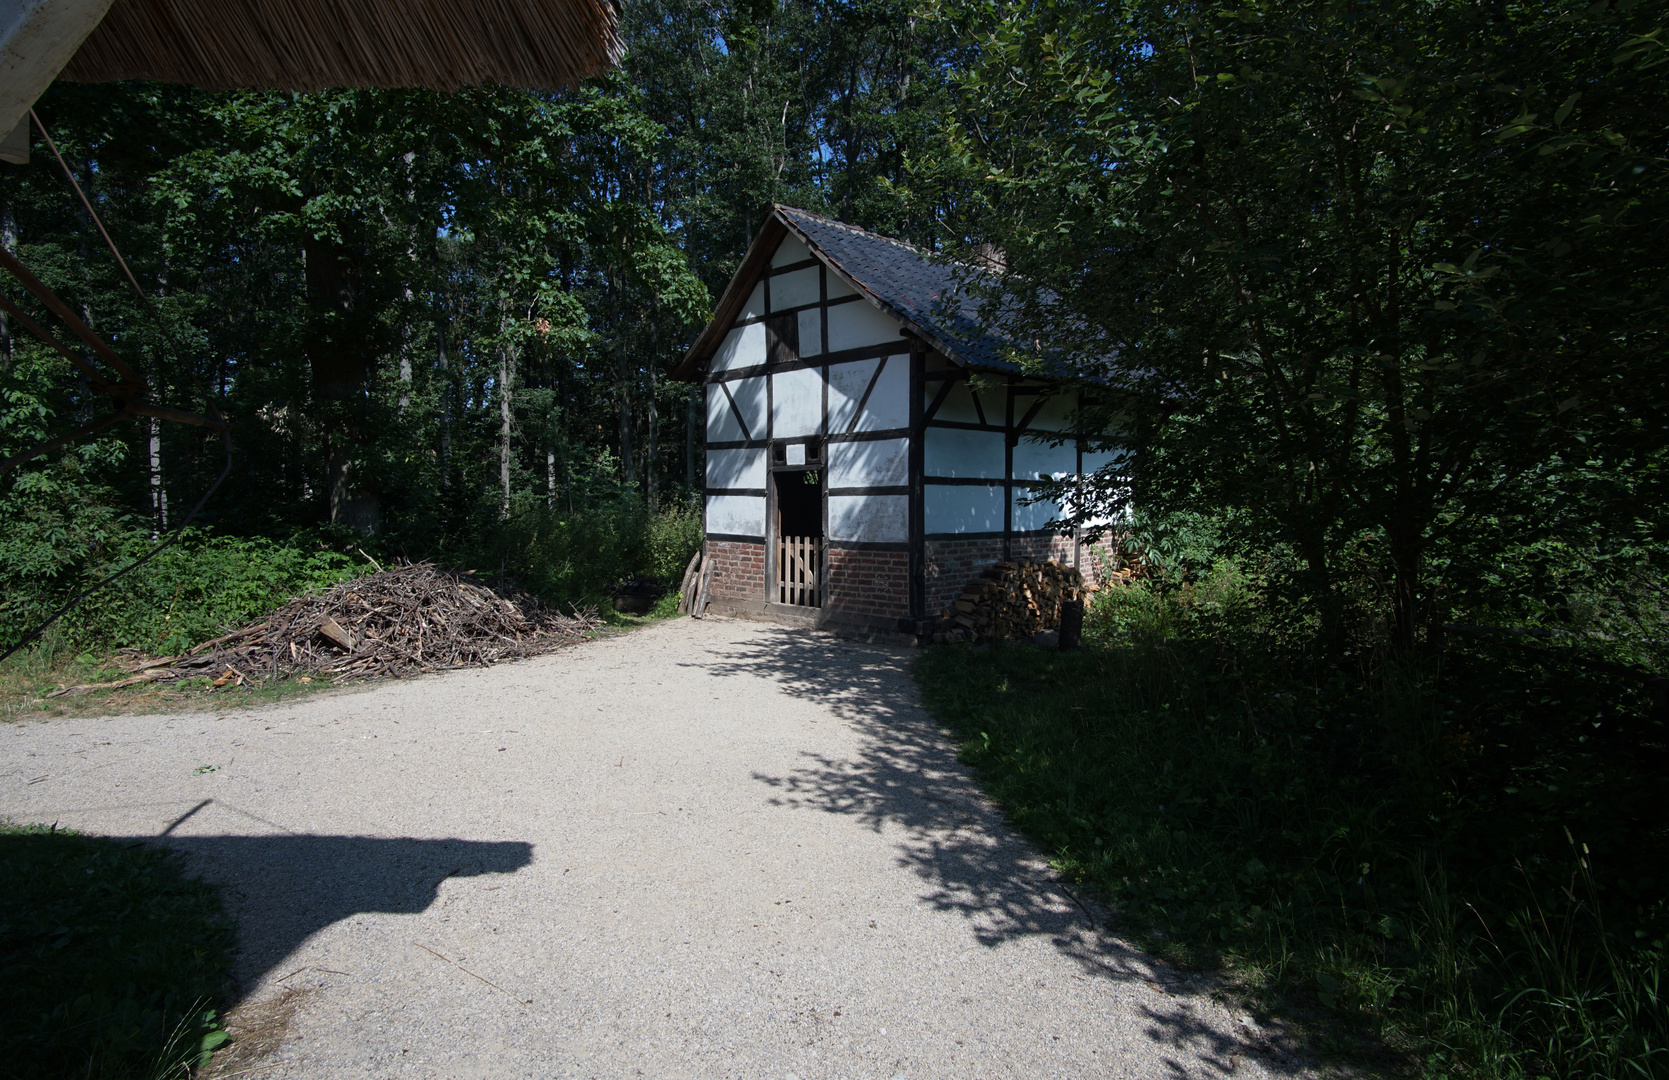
top-left (826, 547), bottom-right (910, 621)
top-left (707, 539), bottom-right (765, 602)
top-left (923, 537), bottom-right (1005, 617)
top-left (925, 533), bottom-right (1119, 617)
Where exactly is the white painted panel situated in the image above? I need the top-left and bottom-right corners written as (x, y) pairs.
top-left (1081, 447), bottom-right (1127, 475)
top-left (785, 443), bottom-right (806, 466)
top-left (1028, 390), bottom-right (1078, 432)
top-left (772, 234), bottom-right (811, 266)
top-left (924, 427), bottom-right (1005, 479)
top-left (828, 300), bottom-right (900, 352)
top-left (928, 380), bottom-right (983, 425)
top-left (827, 357), bottom-right (880, 433)
top-left (925, 482), bottom-right (1004, 535)
top-left (770, 266), bottom-right (820, 311)
top-left (730, 376), bottom-right (768, 439)
top-left (706, 384), bottom-right (746, 442)
top-left (736, 282), bottom-right (765, 322)
top-left (771, 366), bottom-right (822, 438)
top-left (713, 322), bottom-right (765, 372)
top-left (797, 307), bottom-right (823, 357)
top-left (853, 355), bottom-right (910, 432)
top-left (1012, 487), bottom-right (1064, 533)
top-left (1013, 436), bottom-right (1077, 481)
top-left (707, 494), bottom-right (766, 537)
top-left (828, 494), bottom-right (907, 543)
top-left (829, 438), bottom-right (909, 488)
top-left (706, 447), bottom-right (766, 490)
top-left (826, 273), bottom-right (857, 300)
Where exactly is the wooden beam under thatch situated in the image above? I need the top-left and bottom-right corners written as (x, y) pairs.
top-left (56, 0), bottom-right (621, 92)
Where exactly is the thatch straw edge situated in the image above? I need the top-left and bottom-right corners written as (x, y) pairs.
top-left (59, 0), bottom-right (622, 92)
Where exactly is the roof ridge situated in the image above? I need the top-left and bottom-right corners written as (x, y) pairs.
top-left (775, 204), bottom-right (930, 259)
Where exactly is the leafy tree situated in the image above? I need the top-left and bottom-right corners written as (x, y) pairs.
top-left (939, 0), bottom-right (1669, 647)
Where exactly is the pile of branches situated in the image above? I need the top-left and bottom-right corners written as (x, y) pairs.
top-left (932, 559), bottom-right (1088, 645)
top-left (96, 563), bottom-right (597, 691)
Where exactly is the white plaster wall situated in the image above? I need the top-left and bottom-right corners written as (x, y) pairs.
top-left (828, 494), bottom-right (907, 543)
top-left (797, 308), bottom-right (823, 356)
top-left (1012, 487), bottom-right (1064, 532)
top-left (706, 385), bottom-right (746, 442)
top-left (924, 427), bottom-right (1005, 478)
top-left (727, 376), bottom-right (768, 439)
top-left (707, 494), bottom-right (766, 537)
top-left (737, 283), bottom-right (765, 322)
top-left (772, 234), bottom-right (812, 266)
top-left (706, 447), bottom-right (767, 490)
top-left (771, 367), bottom-right (823, 439)
top-left (713, 322), bottom-right (765, 372)
top-left (829, 438), bottom-right (909, 488)
top-left (1027, 390), bottom-right (1078, 432)
top-left (770, 266), bottom-right (820, 311)
top-left (853, 356), bottom-right (910, 432)
top-left (928, 381), bottom-right (984, 425)
top-left (1081, 447), bottom-right (1126, 475)
top-left (827, 300), bottom-right (900, 353)
top-left (925, 483), bottom-right (1005, 534)
top-left (827, 357), bottom-right (880, 433)
top-left (1013, 437), bottom-right (1077, 481)
top-left (827, 273), bottom-right (857, 300)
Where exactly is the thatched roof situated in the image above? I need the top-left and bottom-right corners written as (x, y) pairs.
top-left (57, 0), bottom-right (622, 92)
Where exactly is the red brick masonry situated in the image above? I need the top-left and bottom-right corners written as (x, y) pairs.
top-left (707, 540), bottom-right (766, 602)
top-left (826, 547), bottom-right (910, 621)
top-left (925, 534), bottom-right (1115, 616)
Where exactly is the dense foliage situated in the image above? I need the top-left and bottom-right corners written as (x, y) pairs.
top-left (940, 0), bottom-right (1669, 649)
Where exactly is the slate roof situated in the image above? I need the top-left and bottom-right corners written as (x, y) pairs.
top-left (774, 207), bottom-right (1026, 374)
top-left (676, 204), bottom-right (1069, 380)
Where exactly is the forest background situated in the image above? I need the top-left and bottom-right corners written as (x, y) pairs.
top-left (2, 0), bottom-right (1667, 1076)
top-left (0, 0), bottom-right (959, 651)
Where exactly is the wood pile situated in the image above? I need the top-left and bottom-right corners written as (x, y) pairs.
top-left (932, 559), bottom-right (1087, 644)
top-left (98, 563), bottom-right (598, 690)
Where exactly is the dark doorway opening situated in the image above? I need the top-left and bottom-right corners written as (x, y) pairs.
top-left (774, 468), bottom-right (823, 607)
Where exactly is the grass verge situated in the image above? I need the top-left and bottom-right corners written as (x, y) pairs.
top-left (915, 634), bottom-right (1668, 1077)
top-left (0, 824), bottom-right (234, 1080)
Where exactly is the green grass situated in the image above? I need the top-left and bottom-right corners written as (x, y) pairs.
top-left (0, 825), bottom-right (234, 1080)
top-left (915, 607), bottom-right (1669, 1077)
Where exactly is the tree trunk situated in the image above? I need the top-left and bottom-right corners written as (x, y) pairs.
top-left (398, 286), bottom-right (413, 413)
top-left (498, 340), bottom-right (514, 520)
top-left (686, 390), bottom-right (697, 491)
top-left (304, 236), bottom-right (379, 532)
top-left (646, 363), bottom-right (658, 510)
top-left (436, 315), bottom-right (451, 489)
top-left (546, 443), bottom-right (557, 512)
top-left (148, 415), bottom-right (167, 538)
top-left (0, 204), bottom-right (13, 369)
top-left (1388, 524), bottom-right (1424, 653)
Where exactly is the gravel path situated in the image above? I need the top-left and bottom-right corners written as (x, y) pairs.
top-left (2, 617), bottom-right (1326, 1078)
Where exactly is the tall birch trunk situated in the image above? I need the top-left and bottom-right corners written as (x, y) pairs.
top-left (499, 340), bottom-right (514, 520)
top-left (148, 416), bottom-right (167, 538)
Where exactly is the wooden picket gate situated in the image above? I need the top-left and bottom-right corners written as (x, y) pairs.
top-left (776, 535), bottom-right (821, 607)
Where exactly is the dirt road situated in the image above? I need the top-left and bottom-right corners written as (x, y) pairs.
top-left (2, 617), bottom-right (1322, 1078)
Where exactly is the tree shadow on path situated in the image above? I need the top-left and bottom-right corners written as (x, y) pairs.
top-left (690, 625), bottom-right (1319, 1076)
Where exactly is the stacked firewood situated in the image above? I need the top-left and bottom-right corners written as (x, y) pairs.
top-left (51, 563), bottom-right (599, 696)
top-left (932, 559), bottom-right (1087, 644)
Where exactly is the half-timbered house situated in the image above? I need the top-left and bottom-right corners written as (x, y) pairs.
top-left (673, 205), bottom-right (1121, 641)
